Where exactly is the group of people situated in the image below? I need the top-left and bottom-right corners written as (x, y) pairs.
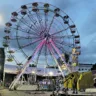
top-left (55, 75), bottom-right (78, 94)
top-left (50, 75), bottom-right (78, 96)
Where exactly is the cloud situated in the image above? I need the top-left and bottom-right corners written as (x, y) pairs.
top-left (79, 39), bottom-right (96, 64)
top-left (1, 0), bottom-right (96, 64)
top-left (0, 4), bottom-right (16, 47)
top-left (79, 54), bottom-right (96, 64)
top-left (81, 12), bottom-right (96, 37)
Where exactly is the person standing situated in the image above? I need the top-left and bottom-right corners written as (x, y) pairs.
top-left (72, 77), bottom-right (78, 94)
top-left (94, 79), bottom-right (96, 87)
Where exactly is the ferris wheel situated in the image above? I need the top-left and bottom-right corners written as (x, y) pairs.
top-left (3, 2), bottom-right (81, 89)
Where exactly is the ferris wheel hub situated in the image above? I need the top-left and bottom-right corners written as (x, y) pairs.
top-left (44, 33), bottom-right (50, 38)
top-left (44, 33), bottom-right (51, 42)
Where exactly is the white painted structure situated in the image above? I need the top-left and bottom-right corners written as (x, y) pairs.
top-left (77, 64), bottom-right (93, 72)
top-left (4, 64), bottom-right (62, 76)
top-left (4, 63), bottom-right (93, 76)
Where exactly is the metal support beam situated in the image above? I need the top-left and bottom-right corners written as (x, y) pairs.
top-left (9, 39), bottom-right (46, 90)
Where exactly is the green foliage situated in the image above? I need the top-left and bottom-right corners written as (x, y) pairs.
top-left (29, 64), bottom-right (36, 67)
top-left (91, 64), bottom-right (96, 70)
top-left (64, 71), bottom-right (94, 90)
top-left (79, 71), bottom-right (94, 89)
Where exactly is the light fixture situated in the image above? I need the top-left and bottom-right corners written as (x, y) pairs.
top-left (32, 71), bottom-right (35, 74)
top-left (49, 71), bottom-right (53, 76)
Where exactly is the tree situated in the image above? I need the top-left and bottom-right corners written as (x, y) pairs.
top-left (29, 64), bottom-right (36, 67)
top-left (91, 64), bottom-right (96, 70)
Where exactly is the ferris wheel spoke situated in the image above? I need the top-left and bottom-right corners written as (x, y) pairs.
top-left (51, 27), bottom-right (69, 36)
top-left (10, 36), bottom-right (40, 40)
top-left (36, 12), bottom-right (44, 31)
top-left (47, 15), bottom-right (55, 33)
top-left (27, 15), bottom-right (40, 32)
top-left (12, 48), bottom-right (23, 53)
top-left (52, 35), bottom-right (74, 39)
top-left (17, 17), bottom-right (40, 34)
top-left (27, 10), bottom-right (41, 32)
top-left (50, 44), bottom-right (59, 57)
top-left (26, 23), bottom-right (43, 36)
top-left (55, 40), bottom-right (74, 48)
top-left (51, 39), bottom-right (72, 51)
top-left (17, 25), bottom-right (40, 36)
top-left (47, 42), bottom-right (64, 71)
top-left (44, 42), bottom-right (48, 65)
top-left (24, 39), bottom-right (46, 65)
top-left (50, 39), bottom-right (72, 73)
top-left (36, 41), bottom-right (44, 65)
top-left (54, 42), bottom-right (68, 53)
top-left (11, 26), bottom-right (39, 36)
top-left (17, 17), bottom-right (30, 27)
top-left (44, 13), bottom-right (48, 32)
top-left (46, 43), bottom-right (55, 64)
top-left (19, 38), bottom-right (44, 49)
top-left (13, 55), bottom-right (21, 64)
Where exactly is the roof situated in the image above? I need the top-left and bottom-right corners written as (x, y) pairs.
top-left (79, 63), bottom-right (93, 65)
top-left (78, 63), bottom-right (93, 67)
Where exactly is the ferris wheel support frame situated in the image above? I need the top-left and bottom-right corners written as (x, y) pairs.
top-left (9, 39), bottom-right (46, 90)
top-left (9, 38), bottom-right (72, 90)
top-left (49, 39), bottom-right (71, 73)
top-left (47, 43), bottom-right (65, 77)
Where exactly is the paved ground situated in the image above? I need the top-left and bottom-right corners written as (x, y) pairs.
top-left (0, 89), bottom-right (51, 96)
top-left (0, 88), bottom-right (96, 96)
top-left (68, 90), bottom-right (96, 96)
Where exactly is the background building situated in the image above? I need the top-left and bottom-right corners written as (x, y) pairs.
top-left (77, 63), bottom-right (93, 72)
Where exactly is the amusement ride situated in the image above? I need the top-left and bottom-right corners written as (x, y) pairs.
top-left (3, 2), bottom-right (81, 90)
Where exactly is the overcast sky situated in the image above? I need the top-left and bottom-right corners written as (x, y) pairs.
top-left (0, 0), bottom-right (96, 64)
